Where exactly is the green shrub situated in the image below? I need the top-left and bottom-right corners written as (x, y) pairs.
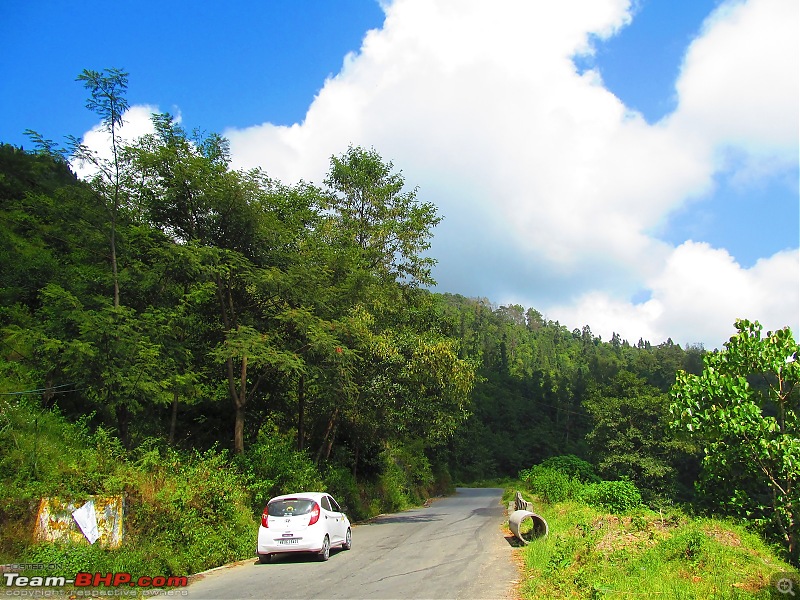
top-left (324, 465), bottom-right (369, 520)
top-left (374, 440), bottom-right (436, 511)
top-left (124, 445), bottom-right (255, 575)
top-left (0, 400), bottom-right (134, 561)
top-left (518, 456), bottom-right (597, 506)
top-left (659, 527), bottom-right (708, 566)
top-left (378, 454), bottom-right (410, 512)
top-left (538, 455), bottom-right (600, 483)
top-left (22, 541), bottom-right (113, 576)
top-left (580, 479), bottom-right (642, 513)
top-left (235, 422), bottom-right (324, 514)
top-left (391, 440), bottom-right (435, 498)
top-left (522, 467), bottom-right (583, 504)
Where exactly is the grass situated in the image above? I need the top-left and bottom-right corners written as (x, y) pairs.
top-left (1, 398), bottom-right (449, 578)
top-left (507, 489), bottom-right (798, 599)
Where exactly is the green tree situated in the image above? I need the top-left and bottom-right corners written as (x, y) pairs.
top-left (306, 147), bottom-right (474, 472)
top-left (670, 319), bottom-right (800, 561)
top-left (129, 115), bottom-right (290, 453)
top-left (323, 145), bottom-right (441, 288)
top-left (23, 285), bottom-right (169, 446)
top-left (70, 68), bottom-right (131, 308)
top-left (585, 370), bottom-right (697, 499)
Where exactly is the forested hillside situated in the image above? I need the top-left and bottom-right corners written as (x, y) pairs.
top-left (0, 131), bottom-right (476, 493)
top-left (0, 137), bottom-right (705, 495)
top-left (1, 70), bottom-right (797, 575)
top-left (436, 296), bottom-right (704, 494)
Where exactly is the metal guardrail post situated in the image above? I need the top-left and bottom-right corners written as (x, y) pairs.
top-left (514, 491), bottom-right (533, 512)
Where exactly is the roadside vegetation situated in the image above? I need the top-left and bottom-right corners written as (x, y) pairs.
top-left (0, 396), bottom-right (448, 576)
top-left (507, 459), bottom-right (798, 599)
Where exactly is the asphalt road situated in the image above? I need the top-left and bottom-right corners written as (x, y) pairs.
top-left (186, 487), bottom-right (517, 600)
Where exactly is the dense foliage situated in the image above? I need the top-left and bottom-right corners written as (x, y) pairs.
top-left (437, 297), bottom-right (704, 500)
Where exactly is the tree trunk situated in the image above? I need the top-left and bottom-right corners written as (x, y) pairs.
top-left (323, 422), bottom-right (338, 462)
top-left (110, 220), bottom-right (119, 308)
top-left (41, 376), bottom-right (55, 409)
top-left (169, 390), bottom-right (179, 444)
top-left (117, 404), bottom-right (130, 449)
top-left (216, 274), bottom-right (248, 454)
top-left (234, 403), bottom-right (245, 455)
top-left (233, 355), bottom-right (248, 454)
top-left (109, 116), bottom-right (121, 309)
top-left (316, 406), bottom-right (339, 464)
top-left (297, 374), bottom-right (305, 451)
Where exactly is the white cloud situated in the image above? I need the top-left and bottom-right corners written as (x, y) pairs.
top-left (71, 105), bottom-right (161, 179)
top-left (223, 0), bottom-right (798, 347)
top-left (78, 0), bottom-right (798, 348)
top-left (651, 242), bottom-right (799, 347)
top-left (670, 0), bottom-right (799, 158)
top-left (555, 242), bottom-right (799, 348)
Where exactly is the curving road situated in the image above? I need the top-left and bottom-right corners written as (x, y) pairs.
top-left (187, 487), bottom-right (517, 600)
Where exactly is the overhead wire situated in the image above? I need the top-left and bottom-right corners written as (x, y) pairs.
top-left (0, 383), bottom-right (82, 396)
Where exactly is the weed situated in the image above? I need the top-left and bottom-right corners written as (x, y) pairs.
top-left (522, 466), bottom-right (583, 504)
top-left (513, 485), bottom-right (794, 599)
top-left (580, 479), bottom-right (643, 514)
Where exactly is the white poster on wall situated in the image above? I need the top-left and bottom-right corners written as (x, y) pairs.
top-left (72, 500), bottom-right (100, 544)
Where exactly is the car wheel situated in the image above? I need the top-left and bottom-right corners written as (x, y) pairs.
top-left (318, 535), bottom-right (330, 561)
top-left (342, 528), bottom-right (352, 550)
top-left (257, 553), bottom-right (271, 564)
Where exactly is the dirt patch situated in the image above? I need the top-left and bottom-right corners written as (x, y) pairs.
top-left (592, 515), bottom-right (674, 553)
top-left (732, 571), bottom-right (772, 594)
top-left (704, 523), bottom-right (742, 548)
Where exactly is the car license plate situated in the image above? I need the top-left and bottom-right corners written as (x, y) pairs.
top-left (278, 538), bottom-right (299, 545)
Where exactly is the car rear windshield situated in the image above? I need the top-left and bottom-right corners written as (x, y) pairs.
top-left (268, 499), bottom-right (316, 517)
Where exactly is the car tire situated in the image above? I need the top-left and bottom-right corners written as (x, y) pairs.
top-left (318, 535), bottom-right (330, 561)
top-left (342, 528), bottom-right (352, 550)
top-left (257, 553), bottom-right (271, 564)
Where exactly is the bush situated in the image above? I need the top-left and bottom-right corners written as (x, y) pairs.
top-left (235, 422), bottom-right (324, 514)
top-left (538, 455), bottom-right (600, 483)
top-left (374, 440), bottom-right (436, 511)
top-left (22, 541), bottom-right (113, 577)
top-left (0, 400), bottom-right (132, 561)
top-left (125, 445), bottom-right (255, 575)
top-left (659, 527), bottom-right (709, 566)
top-left (324, 465), bottom-right (370, 521)
top-left (378, 452), bottom-right (411, 513)
top-left (521, 467), bottom-right (583, 504)
top-left (580, 479), bottom-right (642, 513)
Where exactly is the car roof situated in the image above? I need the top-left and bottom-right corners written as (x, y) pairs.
top-left (268, 492), bottom-right (329, 503)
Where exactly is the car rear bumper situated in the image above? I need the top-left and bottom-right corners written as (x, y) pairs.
top-left (257, 526), bottom-right (324, 554)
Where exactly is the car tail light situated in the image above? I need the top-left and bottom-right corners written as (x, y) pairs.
top-left (308, 502), bottom-right (321, 526)
top-left (261, 507), bottom-right (269, 528)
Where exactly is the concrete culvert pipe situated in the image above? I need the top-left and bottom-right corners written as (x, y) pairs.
top-left (509, 510), bottom-right (548, 544)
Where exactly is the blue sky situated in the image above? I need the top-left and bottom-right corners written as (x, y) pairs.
top-left (1, 0), bottom-right (383, 143)
top-left (1, 0), bottom-right (797, 348)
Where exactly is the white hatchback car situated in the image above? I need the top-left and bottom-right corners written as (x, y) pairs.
top-left (257, 492), bottom-right (351, 563)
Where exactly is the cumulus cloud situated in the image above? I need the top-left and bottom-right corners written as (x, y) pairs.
top-left (219, 0), bottom-right (798, 348)
top-left (555, 242), bottom-right (799, 348)
top-left (670, 0), bottom-right (798, 158)
top-left (71, 105), bottom-right (163, 179)
top-left (76, 0), bottom-right (798, 348)
top-left (651, 243), bottom-right (799, 347)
